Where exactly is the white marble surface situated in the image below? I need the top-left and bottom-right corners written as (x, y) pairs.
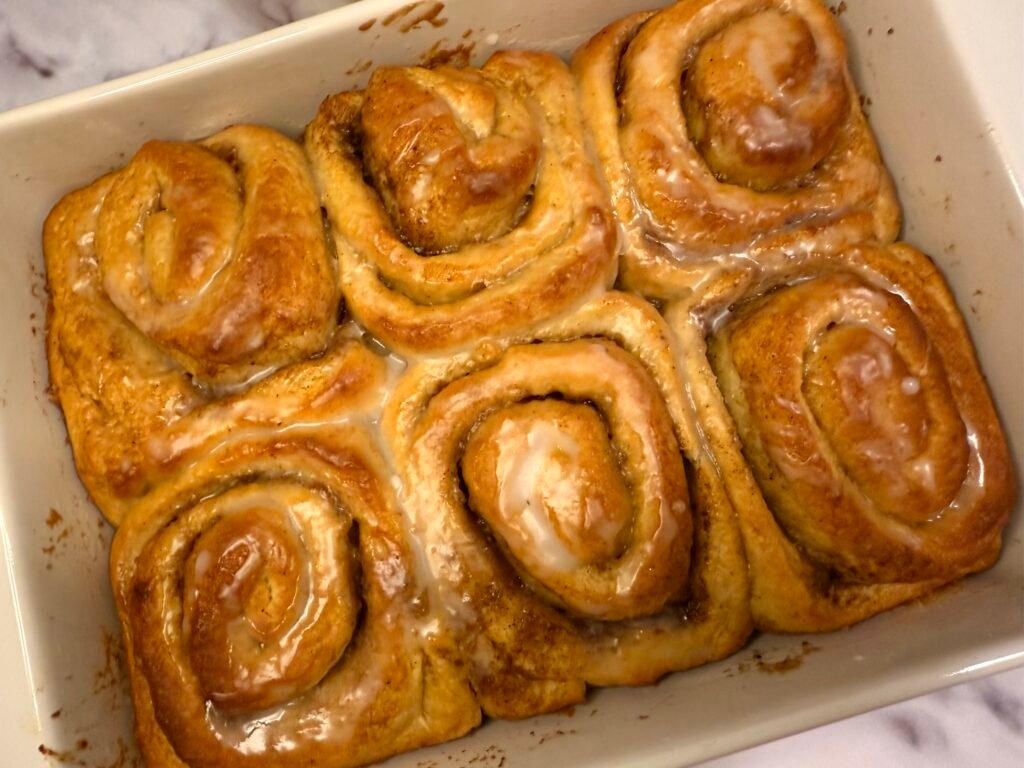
top-left (2, 1), bottom-right (1022, 766)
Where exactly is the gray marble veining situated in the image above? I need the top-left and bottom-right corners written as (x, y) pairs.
top-left (0, 0), bottom-right (343, 111)
top-left (707, 670), bottom-right (1024, 766)
top-left (2, 1), bottom-right (1022, 766)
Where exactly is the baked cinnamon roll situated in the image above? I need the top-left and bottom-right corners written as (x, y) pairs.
top-left (305, 51), bottom-right (617, 354)
top-left (45, 125), bottom-right (339, 522)
top-left (110, 344), bottom-right (479, 768)
top-left (384, 292), bottom-right (751, 717)
top-left (574, 0), bottom-right (900, 299)
top-left (670, 243), bottom-right (1015, 631)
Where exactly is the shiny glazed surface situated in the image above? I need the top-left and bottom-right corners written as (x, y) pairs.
top-left (573, 0), bottom-right (901, 300)
top-left (304, 50), bottom-right (617, 354)
top-left (37, 1), bottom-right (1017, 766)
top-left (671, 243), bottom-right (1014, 631)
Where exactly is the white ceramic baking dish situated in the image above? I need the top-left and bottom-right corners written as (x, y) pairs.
top-left (0, 1), bottom-right (1021, 765)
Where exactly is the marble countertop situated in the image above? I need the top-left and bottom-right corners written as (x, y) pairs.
top-left (3, 1), bottom-right (1023, 766)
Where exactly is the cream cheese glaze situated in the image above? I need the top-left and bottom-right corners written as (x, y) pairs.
top-left (493, 419), bottom-right (590, 574)
top-left (40, 3), bottom-right (1015, 764)
top-left (377, 290), bottom-right (751, 718)
top-left (109, 419), bottom-right (480, 766)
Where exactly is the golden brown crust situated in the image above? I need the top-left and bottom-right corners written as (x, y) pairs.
top-left (304, 50), bottom-right (617, 354)
top-left (45, 125), bottom-right (341, 523)
top-left (110, 372), bottom-right (479, 768)
top-left (383, 292), bottom-right (751, 717)
top-left (95, 125), bottom-right (337, 385)
top-left (573, 0), bottom-right (901, 299)
top-left (669, 243), bottom-right (1016, 631)
top-left (45, 177), bottom-right (204, 523)
top-left (361, 65), bottom-right (541, 252)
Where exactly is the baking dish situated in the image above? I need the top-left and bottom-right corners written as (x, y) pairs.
top-left (0, 0), bottom-right (1021, 765)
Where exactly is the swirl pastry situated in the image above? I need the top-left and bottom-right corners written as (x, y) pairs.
top-left (110, 344), bottom-right (479, 767)
top-left (385, 292), bottom-right (751, 717)
top-left (44, 125), bottom-right (338, 522)
top-left (574, 0), bottom-right (900, 299)
top-left (670, 243), bottom-right (1015, 631)
top-left (40, 6), bottom-right (1018, 764)
top-left (305, 50), bottom-right (617, 354)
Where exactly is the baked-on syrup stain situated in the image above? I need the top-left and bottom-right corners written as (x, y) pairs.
top-left (753, 641), bottom-right (821, 674)
top-left (419, 40), bottom-right (476, 68)
top-left (380, 2), bottom-right (447, 33)
top-left (94, 628), bottom-right (127, 695)
top-left (536, 728), bottom-right (577, 745)
top-left (345, 59), bottom-right (374, 77)
top-left (383, 2), bottom-right (421, 27)
top-left (39, 736), bottom-right (139, 768)
top-left (401, 2), bottom-right (448, 33)
top-left (721, 640), bottom-right (822, 676)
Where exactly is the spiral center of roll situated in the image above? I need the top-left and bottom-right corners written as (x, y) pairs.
top-left (463, 401), bottom-right (633, 599)
top-left (681, 9), bottom-right (848, 191)
top-left (129, 142), bottom-right (243, 305)
top-left (804, 323), bottom-right (968, 521)
top-left (361, 66), bottom-right (541, 253)
top-left (97, 128), bottom-right (338, 386)
top-left (179, 485), bottom-right (358, 713)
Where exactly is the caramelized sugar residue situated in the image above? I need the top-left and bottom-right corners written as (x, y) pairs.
top-left (39, 502), bottom-right (108, 571)
top-left (722, 640), bottom-right (822, 676)
top-left (401, 2), bottom-right (448, 33)
top-left (41, 626), bottom-right (136, 766)
top-left (38, 737), bottom-right (139, 768)
top-left (754, 641), bottom-right (821, 674)
top-left (536, 728), bottom-right (577, 745)
top-left (38, 743), bottom-right (88, 766)
top-left (383, 3), bottom-right (416, 26)
top-left (433, 744), bottom-right (507, 767)
top-left (40, 509), bottom-right (71, 565)
top-left (419, 40), bottom-right (476, 68)
top-left (94, 628), bottom-right (127, 695)
top-left (345, 59), bottom-right (374, 76)
top-left (383, 2), bottom-right (447, 32)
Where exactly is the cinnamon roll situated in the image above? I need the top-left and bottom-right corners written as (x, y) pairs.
top-left (304, 51), bottom-right (617, 354)
top-left (44, 125), bottom-right (339, 522)
top-left (110, 347), bottom-right (479, 767)
top-left (574, 0), bottom-right (900, 299)
top-left (384, 292), bottom-right (751, 717)
top-left (670, 243), bottom-right (1015, 631)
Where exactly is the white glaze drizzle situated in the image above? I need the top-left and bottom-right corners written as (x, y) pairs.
top-left (495, 420), bottom-right (584, 574)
